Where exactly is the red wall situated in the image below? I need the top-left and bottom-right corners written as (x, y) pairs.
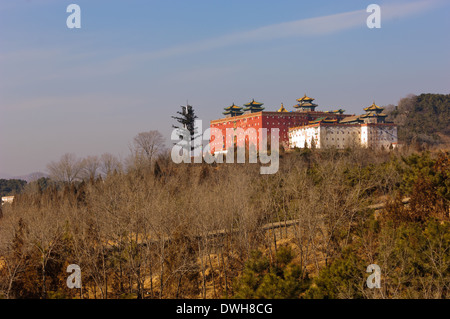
top-left (210, 111), bottom-right (346, 153)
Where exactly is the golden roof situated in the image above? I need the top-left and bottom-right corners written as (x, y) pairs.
top-left (224, 103), bottom-right (243, 110)
top-left (297, 94), bottom-right (314, 102)
top-left (277, 103), bottom-right (288, 112)
top-left (299, 102), bottom-right (316, 107)
top-left (340, 115), bottom-right (362, 123)
top-left (244, 99), bottom-right (264, 107)
top-left (361, 111), bottom-right (387, 118)
top-left (329, 109), bottom-right (345, 114)
top-left (364, 101), bottom-right (384, 111)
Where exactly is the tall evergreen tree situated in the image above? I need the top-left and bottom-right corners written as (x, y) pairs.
top-left (172, 104), bottom-right (197, 136)
top-left (172, 104), bottom-right (200, 152)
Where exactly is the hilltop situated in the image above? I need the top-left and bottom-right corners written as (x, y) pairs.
top-left (385, 93), bottom-right (450, 147)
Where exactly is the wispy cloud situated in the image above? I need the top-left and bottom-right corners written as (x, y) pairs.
top-left (113, 0), bottom-right (442, 65)
top-left (0, 0), bottom-right (443, 91)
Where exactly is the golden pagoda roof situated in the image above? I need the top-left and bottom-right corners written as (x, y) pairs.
top-left (329, 109), bottom-right (345, 114)
top-left (364, 101), bottom-right (384, 112)
top-left (361, 111), bottom-right (387, 118)
top-left (224, 103), bottom-right (243, 110)
top-left (223, 109), bottom-right (244, 116)
top-left (297, 94), bottom-right (315, 102)
top-left (277, 103), bottom-right (288, 112)
top-left (299, 102), bottom-right (316, 107)
top-left (244, 99), bottom-right (264, 107)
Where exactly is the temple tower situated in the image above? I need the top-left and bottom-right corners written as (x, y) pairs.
top-left (293, 94), bottom-right (318, 112)
top-left (243, 99), bottom-right (264, 114)
top-left (223, 103), bottom-right (244, 117)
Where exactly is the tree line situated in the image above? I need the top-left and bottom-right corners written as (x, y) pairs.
top-left (0, 98), bottom-right (448, 299)
top-left (0, 144), bottom-right (448, 299)
top-left (0, 179), bottom-right (27, 198)
top-left (384, 93), bottom-right (450, 147)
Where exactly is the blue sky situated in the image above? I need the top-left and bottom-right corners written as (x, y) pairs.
top-left (1, 0), bottom-right (449, 176)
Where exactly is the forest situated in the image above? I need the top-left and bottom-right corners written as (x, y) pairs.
top-left (0, 93), bottom-right (448, 299)
top-left (0, 179), bottom-right (27, 198)
top-left (0, 146), bottom-right (448, 299)
top-left (385, 93), bottom-right (450, 146)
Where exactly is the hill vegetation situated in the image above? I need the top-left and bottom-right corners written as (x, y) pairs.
top-left (0, 94), bottom-right (448, 299)
top-left (0, 179), bottom-right (27, 198)
top-left (0, 146), bottom-right (448, 299)
top-left (385, 93), bottom-right (450, 147)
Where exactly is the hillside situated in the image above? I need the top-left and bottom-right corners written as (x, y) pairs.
top-left (385, 93), bottom-right (450, 146)
top-left (1, 148), bottom-right (448, 299)
top-left (0, 179), bottom-right (27, 197)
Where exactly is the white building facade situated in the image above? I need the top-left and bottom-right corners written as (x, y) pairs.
top-left (360, 123), bottom-right (398, 149)
top-left (289, 123), bottom-right (397, 149)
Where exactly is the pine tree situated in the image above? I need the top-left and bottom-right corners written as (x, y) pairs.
top-left (172, 104), bottom-right (197, 136)
top-left (172, 104), bottom-right (200, 152)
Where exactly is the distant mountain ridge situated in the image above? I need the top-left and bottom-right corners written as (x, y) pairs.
top-left (0, 172), bottom-right (47, 182)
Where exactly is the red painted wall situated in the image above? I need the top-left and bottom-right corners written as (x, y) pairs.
top-left (210, 111), bottom-right (347, 153)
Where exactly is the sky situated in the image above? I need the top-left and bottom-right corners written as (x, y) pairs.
top-left (0, 0), bottom-right (449, 176)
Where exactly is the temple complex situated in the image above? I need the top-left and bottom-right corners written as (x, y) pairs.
top-left (210, 95), bottom-right (397, 154)
top-left (289, 102), bottom-right (397, 150)
top-left (210, 94), bottom-right (350, 152)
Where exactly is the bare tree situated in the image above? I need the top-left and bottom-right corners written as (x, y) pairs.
top-left (132, 130), bottom-right (165, 163)
top-left (100, 153), bottom-right (122, 176)
top-left (27, 208), bottom-right (65, 299)
top-left (81, 155), bottom-right (100, 181)
top-left (46, 153), bottom-right (84, 183)
top-left (0, 217), bottom-right (31, 299)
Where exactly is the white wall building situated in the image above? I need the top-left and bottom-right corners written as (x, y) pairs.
top-left (360, 124), bottom-right (398, 149)
top-left (289, 102), bottom-right (398, 150)
top-left (289, 123), bottom-right (397, 150)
